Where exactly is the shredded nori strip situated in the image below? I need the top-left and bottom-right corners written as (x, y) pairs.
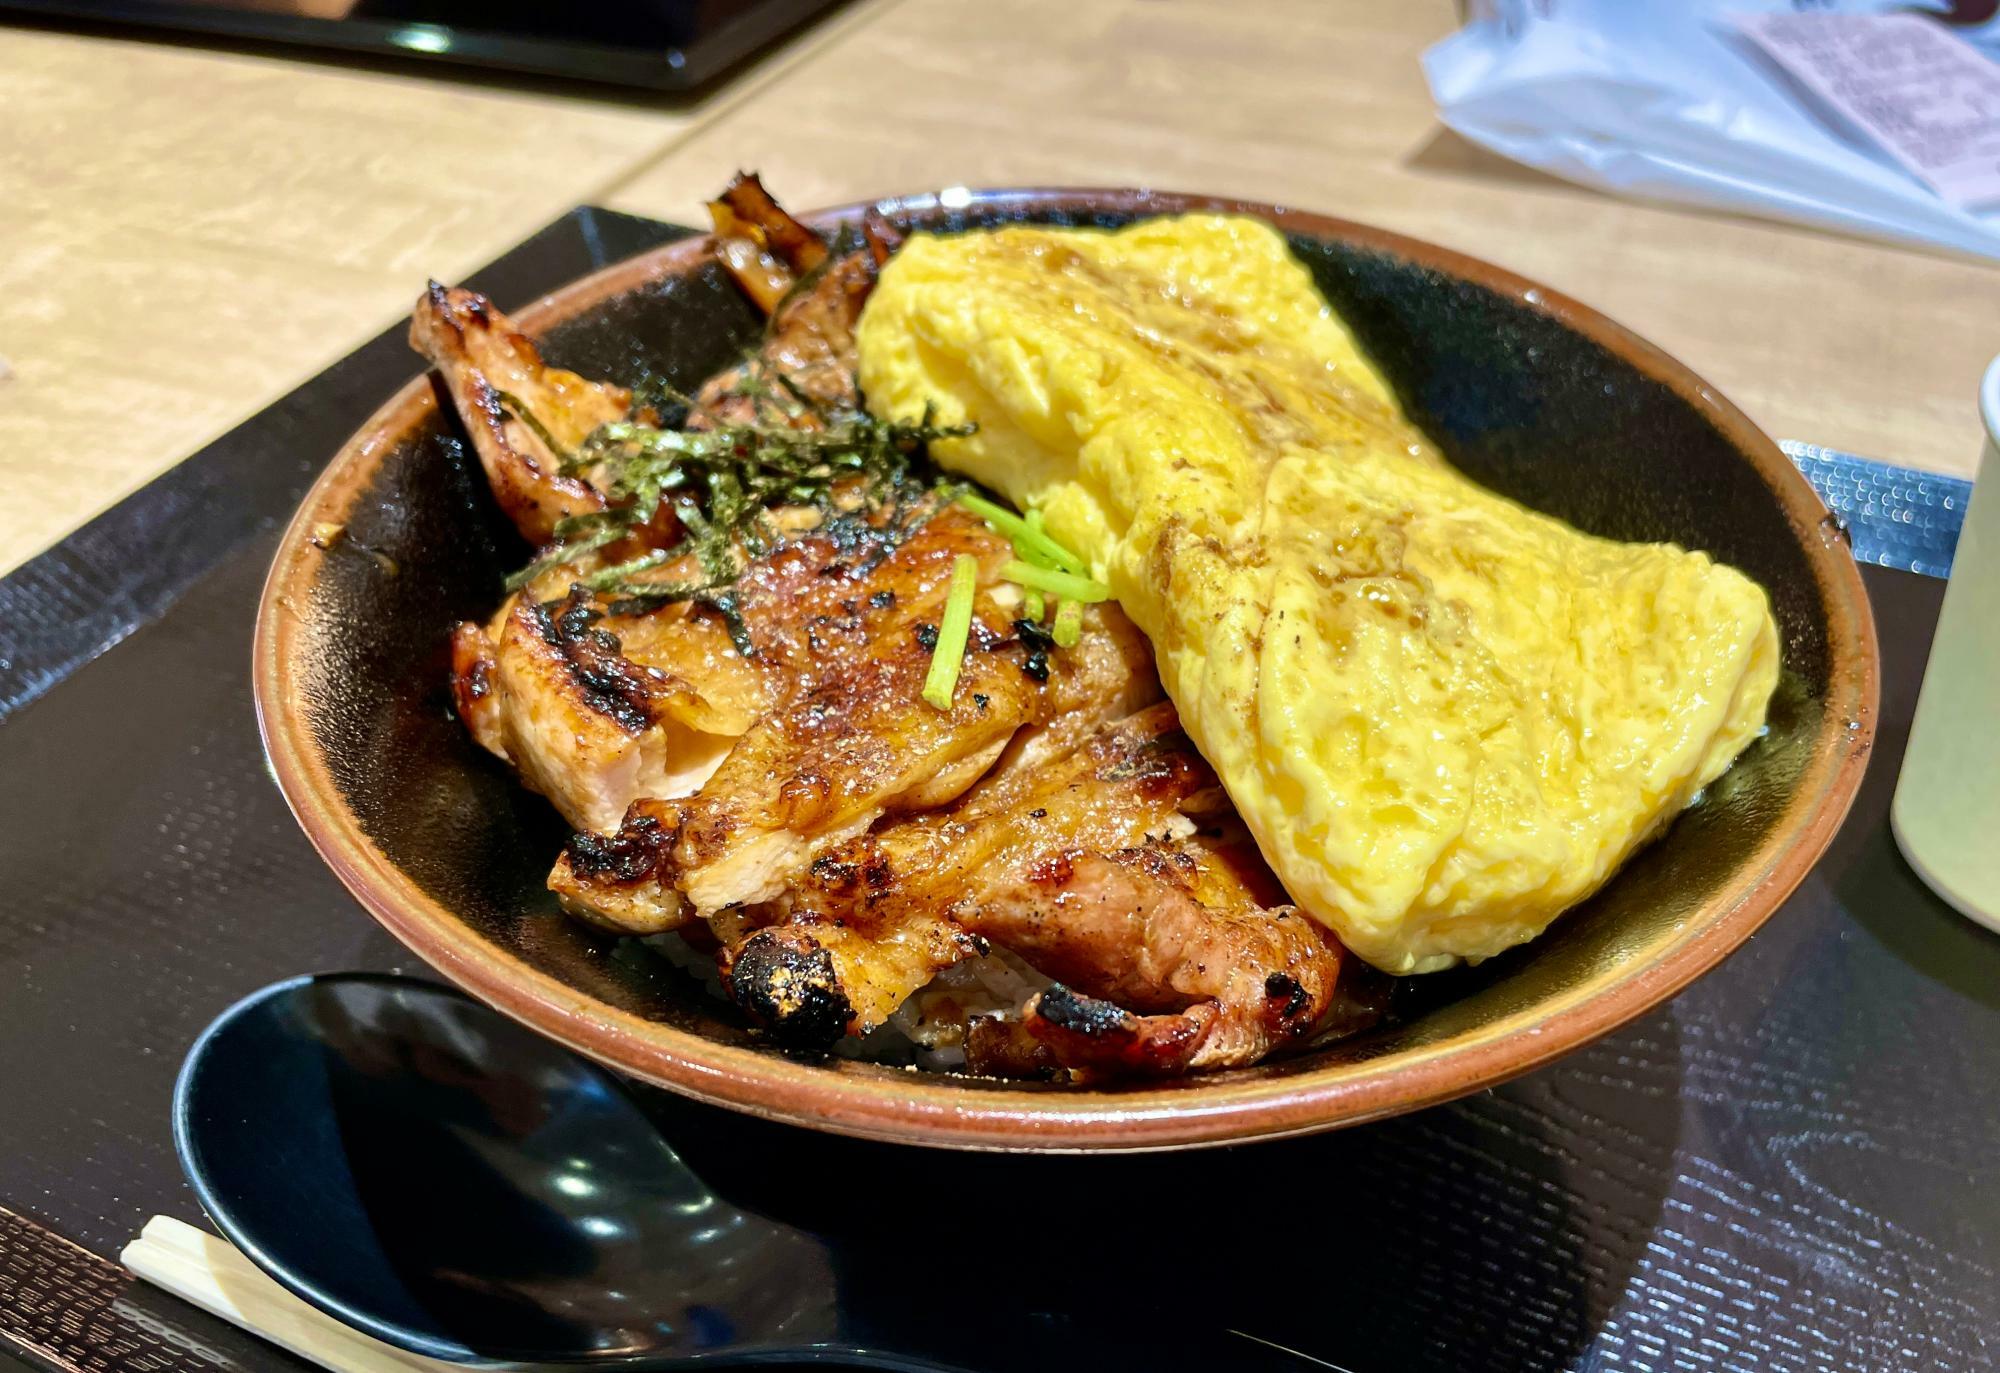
top-left (500, 373), bottom-right (973, 658)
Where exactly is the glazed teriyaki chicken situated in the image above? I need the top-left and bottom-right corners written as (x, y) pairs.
top-left (419, 176), bottom-right (1381, 1079)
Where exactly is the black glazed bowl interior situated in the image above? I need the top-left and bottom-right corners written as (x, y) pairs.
top-left (255, 189), bottom-right (1877, 1151)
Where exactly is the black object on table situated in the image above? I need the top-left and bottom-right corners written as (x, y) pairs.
top-left (0, 208), bottom-right (1994, 1373)
top-left (0, 0), bottom-right (848, 90)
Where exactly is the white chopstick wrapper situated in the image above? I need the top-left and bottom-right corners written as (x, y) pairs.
top-left (121, 1216), bottom-right (451, 1373)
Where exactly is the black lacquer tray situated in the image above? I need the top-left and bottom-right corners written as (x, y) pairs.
top-left (0, 208), bottom-right (1994, 1373)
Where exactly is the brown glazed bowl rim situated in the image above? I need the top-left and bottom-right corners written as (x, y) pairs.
top-left (255, 188), bottom-right (1879, 1152)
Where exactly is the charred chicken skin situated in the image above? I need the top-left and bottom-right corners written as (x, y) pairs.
top-left (417, 175), bottom-right (1378, 1079)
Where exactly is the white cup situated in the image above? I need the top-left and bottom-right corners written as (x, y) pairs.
top-left (1892, 355), bottom-right (2000, 934)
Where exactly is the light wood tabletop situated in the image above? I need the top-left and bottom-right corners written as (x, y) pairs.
top-left (4, 0), bottom-right (1997, 575)
top-left (0, 5), bottom-right (885, 574)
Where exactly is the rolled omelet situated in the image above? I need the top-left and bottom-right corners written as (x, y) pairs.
top-left (855, 215), bottom-right (1780, 974)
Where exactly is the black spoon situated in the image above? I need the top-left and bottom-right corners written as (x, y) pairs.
top-left (172, 973), bottom-right (1330, 1372)
top-left (172, 972), bottom-right (959, 1371)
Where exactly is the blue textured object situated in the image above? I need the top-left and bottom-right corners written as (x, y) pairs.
top-left (1783, 441), bottom-right (1971, 579)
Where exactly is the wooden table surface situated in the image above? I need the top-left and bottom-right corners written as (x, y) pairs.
top-left (3, 0), bottom-right (1996, 575)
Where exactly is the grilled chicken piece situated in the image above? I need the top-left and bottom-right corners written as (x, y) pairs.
top-left (449, 585), bottom-right (759, 838)
top-left (410, 283), bottom-right (624, 546)
top-left (718, 248), bottom-right (879, 417)
top-left (711, 171), bottom-right (829, 277)
top-left (695, 174), bottom-right (904, 426)
top-left (419, 246), bottom-right (1117, 858)
top-left (551, 510), bottom-right (1160, 921)
top-left (705, 174), bottom-right (810, 315)
top-left (714, 701), bottom-right (1193, 1043)
top-left (963, 846), bottom-right (1348, 1077)
top-left (424, 261), bottom-right (907, 836)
top-left (660, 538), bottom-right (1156, 916)
top-left (418, 282), bottom-right (735, 835)
top-left (709, 170), bottom-right (906, 284)
top-left (455, 495), bottom-right (1019, 841)
top-left (713, 703), bottom-right (1348, 1077)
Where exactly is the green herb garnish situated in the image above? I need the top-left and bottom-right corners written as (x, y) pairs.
top-left (922, 554), bottom-right (980, 710)
top-left (1051, 598), bottom-right (1083, 647)
top-left (999, 559), bottom-right (1111, 603)
top-left (955, 491), bottom-right (1111, 613)
top-left (502, 387), bottom-right (974, 659)
top-left (954, 493), bottom-right (1087, 576)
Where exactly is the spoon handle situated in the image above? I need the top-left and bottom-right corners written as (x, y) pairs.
top-left (122, 1217), bottom-right (449, 1373)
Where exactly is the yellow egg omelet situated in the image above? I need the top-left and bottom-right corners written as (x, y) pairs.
top-left (855, 215), bottom-right (1780, 974)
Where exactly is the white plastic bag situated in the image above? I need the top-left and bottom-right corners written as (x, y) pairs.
top-left (1423, 0), bottom-right (2000, 259)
